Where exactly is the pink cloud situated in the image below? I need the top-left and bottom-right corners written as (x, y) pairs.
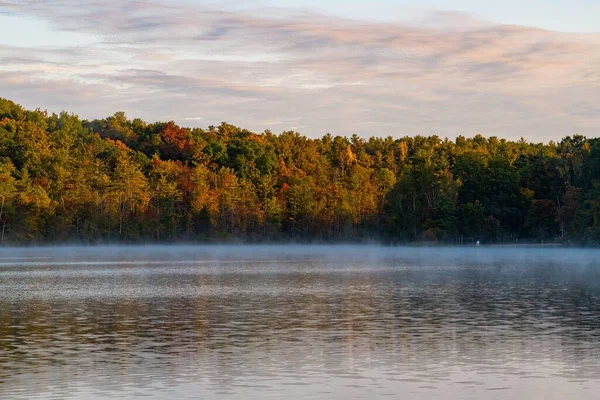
top-left (0, 0), bottom-right (599, 141)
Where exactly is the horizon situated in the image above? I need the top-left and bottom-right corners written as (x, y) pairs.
top-left (2, 96), bottom-right (593, 145)
top-left (1, 0), bottom-right (599, 141)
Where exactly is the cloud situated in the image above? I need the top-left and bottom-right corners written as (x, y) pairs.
top-left (0, 0), bottom-right (599, 141)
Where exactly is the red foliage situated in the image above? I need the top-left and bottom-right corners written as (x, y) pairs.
top-left (160, 122), bottom-right (194, 159)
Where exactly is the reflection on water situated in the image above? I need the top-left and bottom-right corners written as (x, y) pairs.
top-left (1, 246), bottom-right (600, 399)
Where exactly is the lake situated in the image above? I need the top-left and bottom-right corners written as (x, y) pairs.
top-left (1, 245), bottom-right (600, 399)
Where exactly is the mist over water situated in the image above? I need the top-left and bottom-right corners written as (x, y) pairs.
top-left (1, 245), bottom-right (600, 399)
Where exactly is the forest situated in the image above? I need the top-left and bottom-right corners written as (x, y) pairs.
top-left (1, 97), bottom-right (599, 245)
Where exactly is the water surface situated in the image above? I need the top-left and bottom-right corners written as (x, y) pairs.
top-left (1, 245), bottom-right (600, 399)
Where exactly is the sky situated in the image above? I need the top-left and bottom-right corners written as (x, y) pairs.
top-left (0, 0), bottom-right (599, 141)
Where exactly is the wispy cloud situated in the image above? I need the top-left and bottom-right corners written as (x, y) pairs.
top-left (0, 0), bottom-right (599, 140)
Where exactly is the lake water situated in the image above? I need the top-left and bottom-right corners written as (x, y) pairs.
top-left (1, 245), bottom-right (600, 399)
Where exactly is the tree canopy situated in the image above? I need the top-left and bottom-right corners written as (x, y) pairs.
top-left (0, 98), bottom-right (599, 245)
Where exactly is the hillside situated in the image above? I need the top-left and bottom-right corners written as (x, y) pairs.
top-left (0, 98), bottom-right (598, 244)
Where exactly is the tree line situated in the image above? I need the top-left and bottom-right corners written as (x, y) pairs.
top-left (1, 98), bottom-right (599, 245)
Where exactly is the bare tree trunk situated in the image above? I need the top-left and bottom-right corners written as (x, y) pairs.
top-left (0, 196), bottom-right (4, 244)
top-left (119, 197), bottom-right (123, 237)
top-left (0, 195), bottom-right (4, 224)
top-left (556, 195), bottom-right (564, 241)
top-left (413, 194), bottom-right (417, 240)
